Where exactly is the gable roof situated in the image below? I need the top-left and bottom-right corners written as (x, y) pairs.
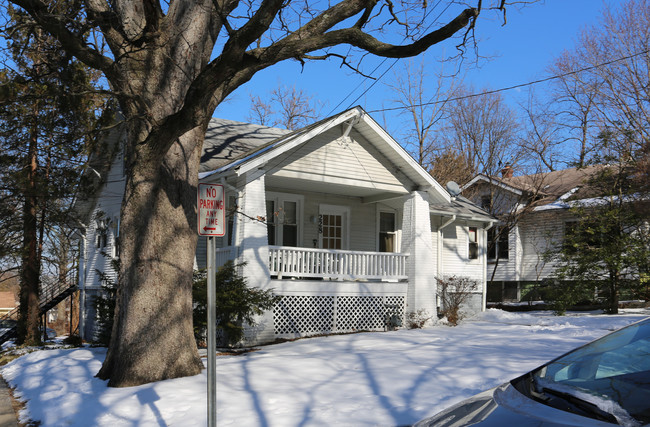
top-left (200, 119), bottom-right (290, 173)
top-left (200, 106), bottom-right (452, 205)
top-left (463, 165), bottom-right (608, 209)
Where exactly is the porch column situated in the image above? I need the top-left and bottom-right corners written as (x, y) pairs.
top-left (233, 169), bottom-right (271, 289)
top-left (401, 191), bottom-right (437, 318)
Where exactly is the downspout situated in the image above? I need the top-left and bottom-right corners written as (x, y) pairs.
top-left (482, 222), bottom-right (496, 312)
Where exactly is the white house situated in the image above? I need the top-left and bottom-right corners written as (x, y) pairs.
top-left (76, 107), bottom-right (495, 345)
top-left (461, 164), bottom-right (641, 303)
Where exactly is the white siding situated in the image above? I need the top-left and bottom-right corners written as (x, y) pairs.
top-left (439, 224), bottom-right (484, 282)
top-left (267, 127), bottom-right (414, 193)
top-left (519, 210), bottom-right (570, 281)
top-left (83, 150), bottom-right (125, 290)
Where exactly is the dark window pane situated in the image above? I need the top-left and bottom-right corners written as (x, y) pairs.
top-left (380, 233), bottom-right (394, 252)
top-left (469, 227), bottom-right (478, 259)
top-left (487, 228), bottom-right (496, 260)
top-left (469, 242), bottom-right (478, 259)
top-left (380, 212), bottom-right (395, 232)
top-left (283, 225), bottom-right (297, 247)
top-left (498, 230), bottom-right (509, 259)
top-left (266, 200), bottom-right (275, 245)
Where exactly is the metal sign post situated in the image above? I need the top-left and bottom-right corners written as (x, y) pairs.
top-left (197, 183), bottom-right (224, 427)
top-left (207, 236), bottom-right (216, 427)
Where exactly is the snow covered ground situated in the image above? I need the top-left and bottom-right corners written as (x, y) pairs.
top-left (2, 309), bottom-right (649, 426)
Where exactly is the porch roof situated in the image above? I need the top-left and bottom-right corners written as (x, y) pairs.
top-left (430, 195), bottom-right (496, 224)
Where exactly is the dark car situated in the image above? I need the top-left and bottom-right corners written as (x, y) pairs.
top-left (415, 317), bottom-right (650, 427)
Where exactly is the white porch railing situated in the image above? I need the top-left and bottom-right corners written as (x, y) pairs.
top-left (215, 246), bottom-right (236, 269)
top-left (268, 246), bottom-right (409, 281)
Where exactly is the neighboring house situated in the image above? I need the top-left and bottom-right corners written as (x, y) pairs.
top-left (76, 107), bottom-right (495, 345)
top-left (462, 164), bottom-right (640, 302)
top-left (0, 292), bottom-right (17, 316)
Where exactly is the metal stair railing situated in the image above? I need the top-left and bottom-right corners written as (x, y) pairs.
top-left (0, 269), bottom-right (78, 345)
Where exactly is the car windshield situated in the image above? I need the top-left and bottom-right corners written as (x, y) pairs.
top-left (531, 318), bottom-right (650, 425)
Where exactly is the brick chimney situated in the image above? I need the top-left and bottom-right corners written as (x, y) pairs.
top-left (501, 163), bottom-right (513, 178)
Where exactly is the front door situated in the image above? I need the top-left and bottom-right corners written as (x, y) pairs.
top-left (319, 205), bottom-right (349, 250)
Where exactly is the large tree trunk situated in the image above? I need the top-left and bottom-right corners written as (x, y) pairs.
top-left (92, 2), bottom-right (218, 386)
top-left (97, 127), bottom-right (205, 386)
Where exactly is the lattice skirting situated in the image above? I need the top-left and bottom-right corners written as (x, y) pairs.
top-left (273, 294), bottom-right (405, 337)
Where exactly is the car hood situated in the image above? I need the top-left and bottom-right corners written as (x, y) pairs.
top-left (413, 383), bottom-right (617, 427)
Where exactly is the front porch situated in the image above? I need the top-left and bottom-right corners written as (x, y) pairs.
top-left (214, 245), bottom-right (411, 342)
top-left (215, 245), bottom-right (409, 282)
top-left (203, 111), bottom-right (443, 344)
top-left (269, 246), bottom-right (409, 281)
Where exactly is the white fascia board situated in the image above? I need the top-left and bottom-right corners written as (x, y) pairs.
top-left (198, 168), bottom-right (236, 183)
top-left (233, 108), bottom-right (362, 177)
top-left (359, 113), bottom-right (451, 204)
top-left (462, 174), bottom-right (523, 196)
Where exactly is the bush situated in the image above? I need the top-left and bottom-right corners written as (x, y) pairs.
top-left (193, 261), bottom-right (280, 347)
top-left (436, 275), bottom-right (479, 326)
top-left (92, 264), bottom-right (118, 346)
top-left (405, 309), bottom-right (431, 329)
top-left (63, 335), bottom-right (83, 347)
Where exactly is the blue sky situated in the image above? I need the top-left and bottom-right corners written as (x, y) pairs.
top-left (213, 0), bottom-right (615, 130)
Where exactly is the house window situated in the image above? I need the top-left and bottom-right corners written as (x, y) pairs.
top-left (226, 195), bottom-right (236, 246)
top-left (468, 227), bottom-right (478, 260)
top-left (487, 226), bottom-right (509, 260)
top-left (95, 216), bottom-right (109, 249)
top-left (481, 196), bottom-right (492, 210)
top-left (267, 193), bottom-right (302, 247)
top-left (96, 231), bottom-right (107, 249)
top-left (379, 211), bottom-right (397, 252)
top-left (281, 201), bottom-right (298, 247)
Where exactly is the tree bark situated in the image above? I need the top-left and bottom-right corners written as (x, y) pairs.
top-left (97, 127), bottom-right (205, 386)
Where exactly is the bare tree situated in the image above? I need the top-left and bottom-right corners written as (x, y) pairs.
top-left (518, 90), bottom-right (565, 172)
top-left (387, 57), bottom-right (460, 168)
top-left (7, 0), bottom-right (533, 386)
top-left (547, 0), bottom-right (649, 167)
top-left (247, 85), bottom-right (322, 130)
top-left (442, 84), bottom-right (523, 176)
top-left (548, 51), bottom-right (601, 168)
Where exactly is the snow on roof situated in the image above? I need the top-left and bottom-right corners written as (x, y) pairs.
top-left (464, 165), bottom-right (613, 209)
